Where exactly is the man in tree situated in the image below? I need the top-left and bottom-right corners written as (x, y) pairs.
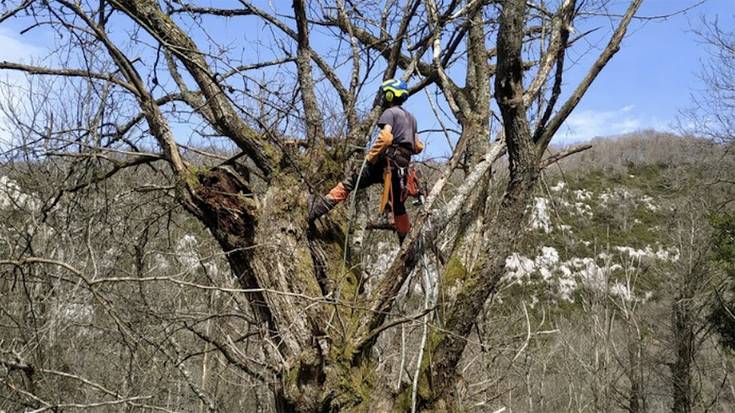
top-left (308, 78), bottom-right (424, 242)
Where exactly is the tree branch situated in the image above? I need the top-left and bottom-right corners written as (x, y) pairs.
top-left (536, 0), bottom-right (643, 153)
top-left (0, 61), bottom-right (137, 94)
top-left (109, 0), bottom-right (277, 176)
top-left (539, 143), bottom-right (591, 169)
top-left (523, 0), bottom-right (575, 107)
top-left (292, 0), bottom-right (325, 147)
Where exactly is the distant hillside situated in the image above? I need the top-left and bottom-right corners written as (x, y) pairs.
top-left (553, 130), bottom-right (727, 173)
top-left (500, 131), bottom-right (733, 300)
top-left (463, 130), bottom-right (735, 412)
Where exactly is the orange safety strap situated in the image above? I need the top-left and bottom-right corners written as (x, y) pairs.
top-left (380, 160), bottom-right (392, 214)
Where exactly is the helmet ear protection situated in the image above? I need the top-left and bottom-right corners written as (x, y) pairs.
top-left (385, 90), bottom-right (394, 102)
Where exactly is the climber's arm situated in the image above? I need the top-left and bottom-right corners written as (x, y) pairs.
top-left (366, 124), bottom-right (393, 163)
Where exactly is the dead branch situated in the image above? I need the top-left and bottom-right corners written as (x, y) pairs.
top-left (0, 61), bottom-right (137, 93)
top-left (539, 144), bottom-right (592, 169)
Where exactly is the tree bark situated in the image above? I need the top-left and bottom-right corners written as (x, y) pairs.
top-left (672, 292), bottom-right (694, 413)
top-left (292, 0), bottom-right (325, 150)
top-left (627, 326), bottom-right (646, 413)
top-left (423, 1), bottom-right (540, 408)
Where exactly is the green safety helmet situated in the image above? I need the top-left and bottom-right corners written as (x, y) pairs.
top-left (380, 78), bottom-right (409, 103)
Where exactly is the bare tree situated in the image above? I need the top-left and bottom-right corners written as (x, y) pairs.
top-left (0, 0), bottom-right (645, 410)
top-left (682, 17), bottom-right (735, 145)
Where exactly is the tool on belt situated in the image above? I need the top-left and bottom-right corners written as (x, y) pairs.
top-left (379, 159), bottom-right (426, 214)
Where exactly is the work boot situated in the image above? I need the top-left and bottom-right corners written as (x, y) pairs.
top-left (397, 232), bottom-right (406, 244)
top-left (308, 194), bottom-right (337, 222)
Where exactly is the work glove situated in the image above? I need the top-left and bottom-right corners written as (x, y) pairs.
top-left (413, 137), bottom-right (425, 154)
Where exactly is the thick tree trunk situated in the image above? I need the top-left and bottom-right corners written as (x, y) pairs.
top-left (669, 233), bottom-right (703, 413)
top-left (186, 165), bottom-right (409, 412)
top-left (419, 2), bottom-right (540, 407)
top-left (671, 297), bottom-right (694, 413)
top-left (185, 167), bottom-right (328, 411)
top-left (445, 117), bottom-right (493, 286)
top-left (627, 328), bottom-right (646, 413)
top-left (462, 5), bottom-right (492, 171)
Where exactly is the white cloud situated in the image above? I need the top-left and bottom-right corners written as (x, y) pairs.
top-left (554, 105), bottom-right (668, 143)
top-left (0, 28), bottom-right (45, 63)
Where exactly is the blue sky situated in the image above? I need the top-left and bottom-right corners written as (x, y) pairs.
top-left (0, 0), bottom-right (733, 155)
top-left (552, 0), bottom-right (734, 143)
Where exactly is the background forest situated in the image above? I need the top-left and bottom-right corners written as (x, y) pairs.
top-left (1, 1), bottom-right (734, 412)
